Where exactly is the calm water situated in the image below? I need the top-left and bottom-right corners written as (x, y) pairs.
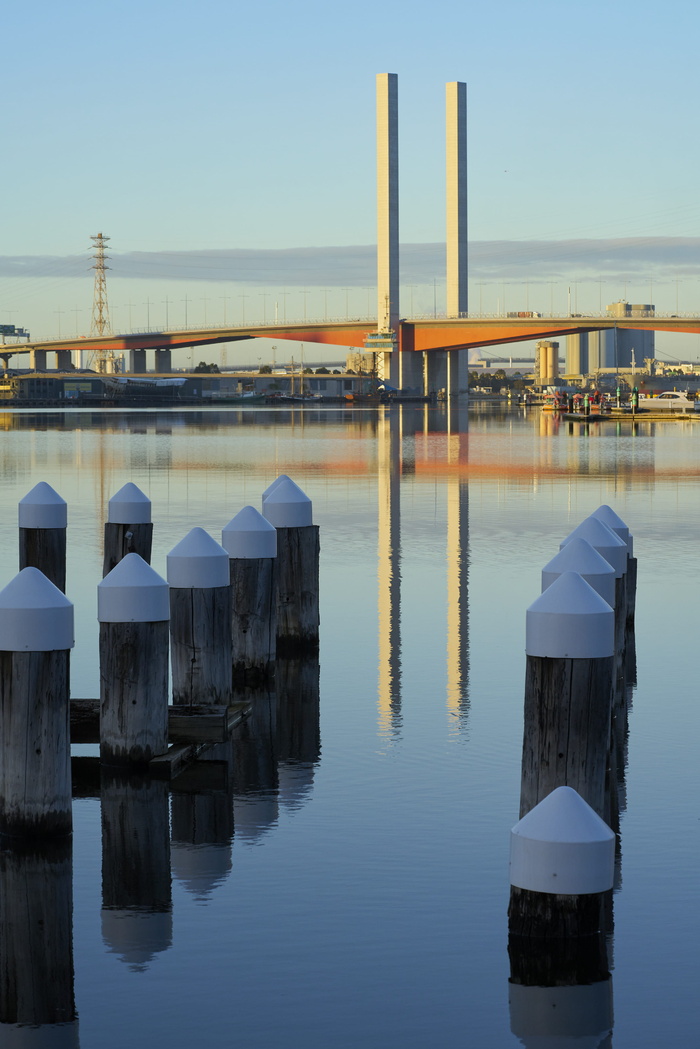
top-left (0, 403), bottom-right (697, 1047)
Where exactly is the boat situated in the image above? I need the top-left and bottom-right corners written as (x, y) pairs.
top-left (636, 391), bottom-right (700, 411)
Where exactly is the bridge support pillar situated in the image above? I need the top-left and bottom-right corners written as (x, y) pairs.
top-left (398, 350), bottom-right (422, 393)
top-left (0, 354), bottom-right (12, 371)
top-left (30, 350), bottom-right (47, 372)
top-left (446, 349), bottom-right (469, 397)
top-left (55, 350), bottom-right (73, 371)
top-left (129, 349), bottom-right (147, 373)
top-left (154, 348), bottom-right (172, 373)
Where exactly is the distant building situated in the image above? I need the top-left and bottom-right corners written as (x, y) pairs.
top-left (566, 302), bottom-right (655, 374)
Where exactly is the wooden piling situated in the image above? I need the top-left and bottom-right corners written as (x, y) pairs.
top-left (102, 482), bottom-right (153, 577)
top-left (520, 571), bottom-right (615, 820)
top-left (222, 506), bottom-right (278, 682)
top-left (263, 478), bottom-right (319, 656)
top-left (591, 504), bottom-right (637, 626)
top-left (98, 553), bottom-right (169, 767)
top-left (560, 516), bottom-right (628, 664)
top-left (508, 786), bottom-right (615, 948)
top-left (0, 568), bottom-right (74, 839)
top-left (167, 527), bottom-right (233, 705)
top-left (18, 481), bottom-right (68, 592)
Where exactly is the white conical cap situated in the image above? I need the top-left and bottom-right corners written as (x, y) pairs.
top-left (0, 567), bottom-right (74, 650)
top-left (510, 786), bottom-right (615, 895)
top-left (560, 517), bottom-right (627, 577)
top-left (590, 504), bottom-right (633, 556)
top-left (263, 477), bottom-right (312, 527)
top-left (222, 506), bottom-right (277, 559)
top-left (527, 571), bottom-right (614, 658)
top-left (262, 474), bottom-right (293, 502)
top-left (167, 527), bottom-right (230, 588)
top-left (18, 481), bottom-right (67, 528)
top-left (542, 537), bottom-right (616, 608)
top-left (108, 483), bottom-right (152, 524)
top-left (98, 552), bottom-right (169, 622)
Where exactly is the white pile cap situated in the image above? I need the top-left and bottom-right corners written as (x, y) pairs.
top-left (542, 537), bottom-right (616, 609)
top-left (263, 477), bottom-right (312, 528)
top-left (510, 786), bottom-right (615, 895)
top-left (222, 506), bottom-right (277, 559)
top-left (167, 527), bottom-right (230, 588)
top-left (527, 571), bottom-right (614, 659)
top-left (590, 504), bottom-right (633, 556)
top-left (0, 567), bottom-right (74, 651)
top-left (108, 483), bottom-right (152, 524)
top-left (98, 553), bottom-right (169, 622)
top-left (18, 481), bottom-right (67, 529)
top-left (560, 517), bottom-right (627, 578)
top-left (262, 474), bottom-right (293, 503)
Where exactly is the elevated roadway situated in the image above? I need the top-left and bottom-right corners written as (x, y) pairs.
top-left (5, 313), bottom-right (700, 365)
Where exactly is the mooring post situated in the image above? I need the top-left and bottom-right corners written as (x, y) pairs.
top-left (508, 786), bottom-right (615, 966)
top-left (222, 506), bottom-right (278, 682)
top-left (102, 482), bottom-right (153, 577)
top-left (590, 504), bottom-right (636, 626)
top-left (521, 571), bottom-right (614, 821)
top-left (98, 553), bottom-right (169, 767)
top-left (542, 537), bottom-right (616, 608)
top-left (167, 527), bottom-right (233, 705)
top-left (262, 476), bottom-right (320, 656)
top-left (18, 481), bottom-right (68, 592)
top-left (0, 568), bottom-right (74, 838)
top-left (560, 516), bottom-right (628, 658)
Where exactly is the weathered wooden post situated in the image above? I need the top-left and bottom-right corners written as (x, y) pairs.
top-left (18, 481), bottom-right (68, 592)
top-left (98, 553), bottom-right (169, 767)
top-left (560, 516), bottom-right (627, 657)
top-left (263, 476), bottom-right (320, 655)
top-left (521, 571), bottom-right (614, 820)
top-left (0, 839), bottom-right (77, 1032)
top-left (0, 568), bottom-right (74, 838)
top-left (167, 527), bottom-right (232, 706)
top-left (508, 786), bottom-right (615, 977)
top-left (591, 504), bottom-right (636, 625)
top-left (222, 506), bottom-right (277, 682)
top-left (103, 482), bottom-right (153, 577)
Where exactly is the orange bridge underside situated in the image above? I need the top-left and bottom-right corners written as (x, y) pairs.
top-left (17, 317), bottom-right (700, 357)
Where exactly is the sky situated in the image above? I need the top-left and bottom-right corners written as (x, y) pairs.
top-left (3, 0), bottom-right (700, 365)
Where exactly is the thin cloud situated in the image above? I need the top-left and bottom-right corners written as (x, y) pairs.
top-left (1, 238), bottom-right (699, 286)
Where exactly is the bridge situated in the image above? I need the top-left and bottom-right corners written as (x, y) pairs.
top-left (6, 310), bottom-right (700, 371)
top-left (6, 78), bottom-right (699, 392)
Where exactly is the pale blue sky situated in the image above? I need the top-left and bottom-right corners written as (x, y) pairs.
top-left (3, 0), bottom-right (700, 360)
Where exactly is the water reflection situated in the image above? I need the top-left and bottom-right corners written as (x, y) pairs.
top-left (100, 771), bottom-right (172, 971)
top-left (377, 409), bottom-right (402, 738)
top-left (376, 405), bottom-right (471, 738)
top-left (0, 838), bottom-right (78, 1044)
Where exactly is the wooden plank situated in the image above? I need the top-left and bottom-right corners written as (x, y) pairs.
top-left (70, 700), bottom-right (251, 744)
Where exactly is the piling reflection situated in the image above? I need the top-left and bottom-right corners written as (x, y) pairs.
top-left (170, 742), bottom-right (235, 900)
top-left (276, 658), bottom-right (321, 813)
top-left (0, 838), bottom-right (78, 1045)
top-left (100, 771), bottom-right (172, 971)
